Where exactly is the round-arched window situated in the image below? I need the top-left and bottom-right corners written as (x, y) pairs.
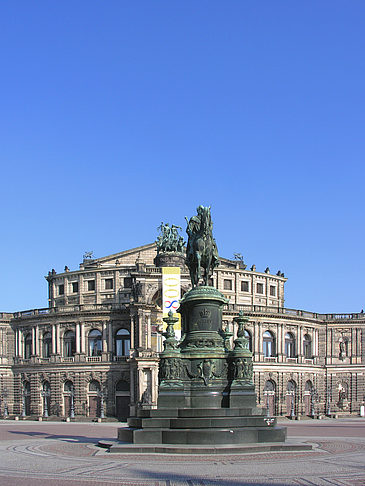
top-left (263, 331), bottom-right (275, 357)
top-left (24, 333), bottom-right (32, 359)
top-left (115, 329), bottom-right (130, 357)
top-left (287, 380), bottom-right (296, 393)
top-left (244, 329), bottom-right (252, 352)
top-left (88, 329), bottom-right (102, 356)
top-left (264, 379), bottom-right (276, 392)
top-left (89, 380), bottom-right (101, 392)
top-left (64, 380), bottom-right (73, 392)
top-left (303, 334), bottom-right (312, 359)
top-left (116, 380), bottom-right (129, 392)
top-left (305, 380), bottom-right (313, 392)
top-left (43, 332), bottom-right (52, 358)
top-left (63, 331), bottom-right (75, 357)
top-left (285, 332), bottom-right (295, 358)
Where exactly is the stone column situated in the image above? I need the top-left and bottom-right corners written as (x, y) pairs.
top-left (137, 311), bottom-right (144, 349)
top-left (146, 313), bottom-right (151, 349)
top-left (108, 321), bottom-right (113, 354)
top-left (257, 322), bottom-right (263, 358)
top-left (79, 274), bottom-right (84, 305)
top-left (297, 326), bottom-right (303, 363)
top-left (80, 323), bottom-right (85, 354)
top-left (130, 314), bottom-right (135, 350)
top-left (102, 322), bottom-right (107, 352)
top-left (277, 324), bottom-right (282, 362)
top-left (32, 327), bottom-right (36, 356)
top-left (235, 271), bottom-right (239, 305)
top-left (51, 281), bottom-right (56, 307)
top-left (35, 325), bottom-right (40, 356)
top-left (96, 272), bottom-right (101, 304)
top-left (64, 277), bottom-right (68, 305)
top-left (56, 325), bottom-right (61, 356)
top-left (15, 329), bottom-right (19, 357)
top-left (20, 329), bottom-right (24, 357)
top-left (314, 329), bottom-right (319, 364)
top-left (76, 323), bottom-right (81, 353)
top-left (351, 328), bottom-right (356, 364)
top-left (51, 325), bottom-right (56, 354)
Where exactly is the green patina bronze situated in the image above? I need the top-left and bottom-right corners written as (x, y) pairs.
top-left (156, 222), bottom-right (185, 254)
top-left (185, 206), bottom-right (219, 288)
top-left (116, 207), bottom-right (289, 450)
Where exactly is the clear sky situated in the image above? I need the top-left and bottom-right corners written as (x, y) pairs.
top-left (1, 1), bottom-right (364, 313)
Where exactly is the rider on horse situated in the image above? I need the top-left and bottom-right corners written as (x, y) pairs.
top-left (185, 206), bottom-right (219, 288)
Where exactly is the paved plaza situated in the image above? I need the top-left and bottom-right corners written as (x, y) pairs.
top-left (0, 418), bottom-right (365, 485)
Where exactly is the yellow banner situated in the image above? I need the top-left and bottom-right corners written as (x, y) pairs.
top-left (162, 267), bottom-right (181, 336)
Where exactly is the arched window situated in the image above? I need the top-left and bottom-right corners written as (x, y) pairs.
top-left (285, 332), bottom-right (295, 358)
top-left (264, 380), bottom-right (276, 392)
top-left (287, 380), bottom-right (296, 393)
top-left (63, 330), bottom-right (75, 357)
top-left (64, 380), bottom-right (73, 392)
top-left (43, 332), bottom-right (52, 358)
top-left (89, 380), bottom-right (101, 392)
top-left (263, 330), bottom-right (275, 357)
top-left (116, 380), bottom-right (129, 392)
top-left (244, 329), bottom-right (252, 352)
top-left (24, 333), bottom-right (32, 359)
top-left (88, 329), bottom-right (102, 356)
top-left (115, 329), bottom-right (131, 357)
top-left (305, 380), bottom-right (313, 392)
top-left (303, 334), bottom-right (312, 359)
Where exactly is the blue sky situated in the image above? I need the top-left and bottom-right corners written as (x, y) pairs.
top-left (1, 1), bottom-right (364, 313)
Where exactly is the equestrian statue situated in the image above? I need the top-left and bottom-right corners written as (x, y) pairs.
top-left (185, 206), bottom-right (219, 288)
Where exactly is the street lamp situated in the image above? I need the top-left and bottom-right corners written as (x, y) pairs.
top-left (21, 386), bottom-right (30, 418)
top-left (1, 388), bottom-right (9, 418)
top-left (98, 388), bottom-right (106, 419)
top-left (41, 387), bottom-right (50, 418)
top-left (265, 394), bottom-right (270, 417)
top-left (69, 385), bottom-right (75, 419)
top-left (290, 392), bottom-right (295, 419)
top-left (326, 386), bottom-right (331, 416)
top-left (310, 388), bottom-right (318, 418)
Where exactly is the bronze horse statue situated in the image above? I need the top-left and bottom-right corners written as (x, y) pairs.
top-left (185, 206), bottom-right (219, 288)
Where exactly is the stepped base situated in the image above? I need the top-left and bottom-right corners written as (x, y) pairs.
top-left (116, 407), bottom-right (288, 446)
top-left (100, 440), bottom-right (312, 455)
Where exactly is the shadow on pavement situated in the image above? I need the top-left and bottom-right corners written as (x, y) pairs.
top-left (8, 430), bottom-right (115, 443)
top-left (131, 468), bottom-right (290, 486)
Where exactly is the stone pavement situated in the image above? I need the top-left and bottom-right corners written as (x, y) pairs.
top-left (0, 418), bottom-right (365, 485)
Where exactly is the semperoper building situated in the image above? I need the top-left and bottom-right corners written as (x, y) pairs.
top-left (0, 237), bottom-right (364, 420)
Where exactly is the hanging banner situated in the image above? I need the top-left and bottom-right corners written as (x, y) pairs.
top-left (162, 267), bottom-right (181, 338)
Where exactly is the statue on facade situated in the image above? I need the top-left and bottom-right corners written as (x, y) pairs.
top-left (185, 206), bottom-right (219, 287)
top-left (156, 223), bottom-right (185, 254)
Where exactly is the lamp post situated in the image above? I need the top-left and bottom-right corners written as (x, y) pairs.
top-left (290, 392), bottom-right (295, 419)
top-left (21, 386), bottom-right (30, 418)
top-left (266, 394), bottom-right (270, 417)
top-left (98, 388), bottom-right (106, 419)
top-left (1, 388), bottom-right (9, 418)
top-left (310, 388), bottom-right (318, 418)
top-left (70, 385), bottom-right (75, 419)
top-left (41, 388), bottom-right (50, 418)
top-left (326, 386), bottom-right (331, 416)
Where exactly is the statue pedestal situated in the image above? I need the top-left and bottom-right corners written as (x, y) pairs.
top-left (154, 252), bottom-right (185, 269)
top-left (114, 287), bottom-right (297, 451)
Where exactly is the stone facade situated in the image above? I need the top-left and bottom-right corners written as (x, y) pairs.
top-left (0, 242), bottom-right (364, 419)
